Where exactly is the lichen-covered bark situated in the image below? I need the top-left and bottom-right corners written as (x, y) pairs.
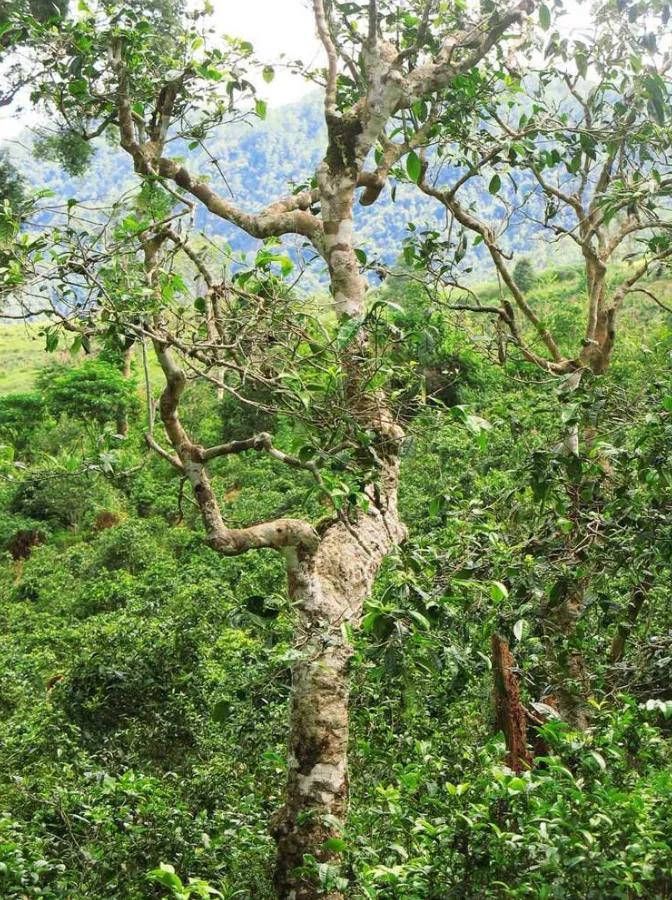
top-left (272, 463), bottom-right (405, 899)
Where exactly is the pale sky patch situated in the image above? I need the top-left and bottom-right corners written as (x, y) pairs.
top-left (213, 0), bottom-right (322, 107)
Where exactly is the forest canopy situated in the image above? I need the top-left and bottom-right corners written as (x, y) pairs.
top-left (0, 0), bottom-right (671, 897)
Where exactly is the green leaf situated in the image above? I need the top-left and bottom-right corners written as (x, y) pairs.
top-left (539, 4), bottom-right (551, 30)
top-left (644, 73), bottom-right (667, 124)
top-left (68, 78), bottom-right (88, 97)
top-left (200, 66), bottom-right (223, 81)
top-left (262, 66), bottom-right (275, 83)
top-left (490, 581), bottom-right (509, 603)
top-left (488, 174), bottom-right (502, 195)
top-left (567, 153), bottom-right (582, 175)
top-left (211, 699), bottom-right (231, 723)
top-left (513, 619), bottom-right (527, 641)
top-left (148, 864), bottom-right (184, 891)
top-left (255, 98), bottom-right (267, 120)
top-left (465, 413), bottom-right (492, 436)
top-left (508, 776), bottom-right (527, 792)
top-left (408, 610), bottom-right (431, 631)
top-left (323, 837), bottom-right (347, 852)
top-left (588, 750), bottom-right (607, 771)
top-left (406, 150), bottom-right (422, 183)
top-left (279, 255), bottom-right (294, 275)
top-left (335, 315), bottom-right (364, 349)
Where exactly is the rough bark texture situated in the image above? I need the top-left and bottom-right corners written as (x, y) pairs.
top-left (273, 463), bottom-right (405, 898)
top-left (492, 633), bottom-right (533, 772)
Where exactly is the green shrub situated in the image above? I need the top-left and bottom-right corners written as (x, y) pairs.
top-left (38, 359), bottom-right (139, 431)
top-left (351, 702), bottom-right (672, 898)
top-left (0, 392), bottom-right (46, 449)
top-left (513, 258), bottom-right (536, 294)
top-left (9, 469), bottom-right (122, 529)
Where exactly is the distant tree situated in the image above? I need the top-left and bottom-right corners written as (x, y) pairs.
top-left (412, 8), bottom-right (672, 380)
top-left (38, 360), bottom-right (139, 434)
top-left (32, 128), bottom-right (96, 178)
top-left (0, 391), bottom-right (45, 448)
top-left (513, 258), bottom-right (536, 295)
top-left (0, 152), bottom-right (24, 208)
top-left (402, 0), bottom-right (672, 730)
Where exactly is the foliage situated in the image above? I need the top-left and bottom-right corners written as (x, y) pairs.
top-left (37, 359), bottom-right (139, 431)
top-left (32, 128), bottom-right (96, 178)
top-left (0, 152), bottom-right (25, 209)
top-left (513, 258), bottom-right (536, 295)
top-left (0, 267), bottom-right (669, 896)
top-left (0, 391), bottom-right (45, 447)
top-left (8, 466), bottom-right (122, 529)
top-left (0, 0), bottom-right (671, 894)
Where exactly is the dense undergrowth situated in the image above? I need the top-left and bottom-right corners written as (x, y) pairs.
top-left (1, 267), bottom-right (671, 898)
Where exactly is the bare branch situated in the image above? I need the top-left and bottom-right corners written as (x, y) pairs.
top-left (156, 157), bottom-right (323, 242)
top-left (624, 286), bottom-right (672, 315)
top-left (368, 0), bottom-right (377, 46)
top-left (313, 0), bottom-right (339, 117)
top-left (162, 227), bottom-right (215, 287)
top-left (419, 174), bottom-right (566, 366)
top-left (145, 432), bottom-right (185, 472)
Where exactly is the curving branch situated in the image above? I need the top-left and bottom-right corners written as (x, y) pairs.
top-left (418, 173), bottom-right (567, 368)
top-left (145, 432), bottom-right (184, 472)
top-left (156, 158), bottom-right (323, 243)
top-left (623, 286), bottom-right (672, 316)
top-left (404, 1), bottom-right (532, 105)
top-left (202, 431), bottom-right (322, 487)
top-left (152, 337), bottom-right (319, 555)
top-left (137, 234), bottom-right (320, 558)
top-left (111, 45), bottom-right (323, 246)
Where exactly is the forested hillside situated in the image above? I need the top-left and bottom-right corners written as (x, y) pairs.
top-left (1, 0), bottom-right (671, 898)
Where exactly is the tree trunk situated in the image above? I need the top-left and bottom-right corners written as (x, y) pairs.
top-left (545, 586), bottom-right (590, 731)
top-left (272, 464), bottom-right (405, 899)
top-left (610, 574), bottom-right (652, 665)
top-left (491, 633), bottom-right (533, 772)
top-left (116, 342), bottom-right (134, 437)
top-left (270, 161), bottom-right (406, 893)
